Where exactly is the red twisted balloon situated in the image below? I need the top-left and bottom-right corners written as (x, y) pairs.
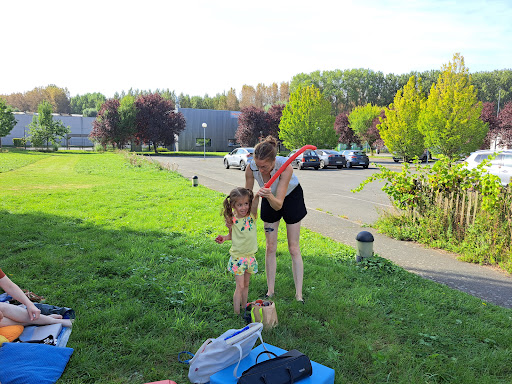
top-left (264, 145), bottom-right (317, 188)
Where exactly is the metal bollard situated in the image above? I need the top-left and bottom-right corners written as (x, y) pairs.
top-left (192, 176), bottom-right (198, 187)
top-left (355, 231), bottom-right (374, 262)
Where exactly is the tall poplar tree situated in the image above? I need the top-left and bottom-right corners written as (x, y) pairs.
top-left (279, 85), bottom-right (336, 149)
top-left (418, 53), bottom-right (488, 159)
top-left (378, 76), bottom-right (426, 160)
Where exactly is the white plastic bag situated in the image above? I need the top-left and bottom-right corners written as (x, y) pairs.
top-left (187, 322), bottom-right (265, 384)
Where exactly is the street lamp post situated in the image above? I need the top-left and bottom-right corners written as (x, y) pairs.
top-left (202, 122), bottom-right (207, 159)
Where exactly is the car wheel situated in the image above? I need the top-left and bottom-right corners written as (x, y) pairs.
top-left (314, 166), bottom-right (319, 170)
top-left (319, 160), bottom-right (326, 169)
top-left (224, 159), bottom-right (230, 169)
top-left (393, 159), bottom-right (400, 163)
top-left (298, 162), bottom-right (303, 170)
top-left (240, 160), bottom-right (246, 171)
top-left (337, 165), bottom-right (342, 169)
top-left (347, 161), bottom-right (352, 168)
top-left (363, 164), bottom-right (369, 169)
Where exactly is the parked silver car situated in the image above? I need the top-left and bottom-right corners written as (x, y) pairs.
top-left (464, 150), bottom-right (512, 186)
top-left (316, 149), bottom-right (346, 169)
top-left (224, 147), bottom-right (254, 171)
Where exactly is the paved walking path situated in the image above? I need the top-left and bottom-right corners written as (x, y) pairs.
top-left (174, 159), bottom-right (512, 309)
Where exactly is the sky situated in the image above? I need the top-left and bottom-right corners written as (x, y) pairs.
top-left (1, 0), bottom-right (511, 99)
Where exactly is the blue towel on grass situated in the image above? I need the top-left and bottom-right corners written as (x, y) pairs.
top-left (0, 343), bottom-right (73, 384)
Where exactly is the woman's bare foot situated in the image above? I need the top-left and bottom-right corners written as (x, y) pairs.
top-left (61, 319), bottom-right (73, 328)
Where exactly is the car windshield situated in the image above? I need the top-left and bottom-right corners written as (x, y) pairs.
top-left (246, 148), bottom-right (254, 154)
top-left (352, 151), bottom-right (364, 156)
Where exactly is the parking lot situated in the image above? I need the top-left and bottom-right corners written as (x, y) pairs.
top-left (152, 155), bottom-right (402, 226)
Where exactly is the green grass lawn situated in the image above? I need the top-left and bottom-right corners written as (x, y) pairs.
top-left (1, 150), bottom-right (512, 383)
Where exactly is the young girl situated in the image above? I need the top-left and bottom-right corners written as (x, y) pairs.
top-left (215, 187), bottom-right (260, 315)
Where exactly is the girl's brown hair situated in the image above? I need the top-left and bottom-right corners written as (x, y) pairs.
top-left (222, 187), bottom-right (254, 223)
top-left (254, 136), bottom-right (278, 161)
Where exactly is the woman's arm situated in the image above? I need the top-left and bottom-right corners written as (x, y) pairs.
top-left (258, 165), bottom-right (293, 211)
top-left (245, 165), bottom-right (255, 190)
top-left (0, 275), bottom-right (41, 320)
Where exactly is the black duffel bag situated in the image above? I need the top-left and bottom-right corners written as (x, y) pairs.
top-left (238, 349), bottom-right (312, 384)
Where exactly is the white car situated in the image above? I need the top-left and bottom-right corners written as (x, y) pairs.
top-left (223, 147), bottom-right (254, 171)
top-left (465, 150), bottom-right (512, 186)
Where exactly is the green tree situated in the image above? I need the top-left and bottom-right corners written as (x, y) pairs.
top-left (0, 99), bottom-right (17, 148)
top-left (348, 103), bottom-right (382, 152)
top-left (279, 85), bottom-right (336, 149)
top-left (28, 101), bottom-right (70, 150)
top-left (418, 53), bottom-right (488, 159)
top-left (118, 95), bottom-right (137, 146)
top-left (190, 96), bottom-right (204, 109)
top-left (177, 93), bottom-right (192, 108)
top-left (70, 92), bottom-right (106, 114)
top-left (378, 76), bottom-right (426, 160)
top-left (212, 93), bottom-right (228, 110)
top-left (472, 69), bottom-right (512, 107)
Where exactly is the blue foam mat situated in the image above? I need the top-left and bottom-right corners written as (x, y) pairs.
top-left (0, 343), bottom-right (74, 384)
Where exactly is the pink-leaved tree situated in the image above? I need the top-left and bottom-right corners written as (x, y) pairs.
top-left (135, 93), bottom-right (185, 154)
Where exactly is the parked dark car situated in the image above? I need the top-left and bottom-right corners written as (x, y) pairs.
top-left (393, 150), bottom-right (432, 163)
top-left (340, 150), bottom-right (370, 168)
top-left (223, 147), bottom-right (254, 171)
top-left (288, 149), bottom-right (320, 170)
top-left (316, 149), bottom-right (346, 169)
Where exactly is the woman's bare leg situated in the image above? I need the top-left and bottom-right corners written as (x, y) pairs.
top-left (286, 221), bottom-right (304, 301)
top-left (0, 303), bottom-right (72, 327)
top-left (264, 221), bottom-right (280, 296)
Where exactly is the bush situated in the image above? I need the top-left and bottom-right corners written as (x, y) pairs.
top-left (12, 138), bottom-right (26, 147)
top-left (83, 108), bottom-right (98, 117)
top-left (94, 143), bottom-right (105, 152)
top-left (354, 156), bottom-right (512, 271)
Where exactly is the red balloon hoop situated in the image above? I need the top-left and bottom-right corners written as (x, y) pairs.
top-left (264, 145), bottom-right (317, 188)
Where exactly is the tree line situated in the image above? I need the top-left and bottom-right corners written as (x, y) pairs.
top-left (236, 54), bottom-right (512, 161)
top-left (1, 54), bottom-right (511, 157)
top-left (0, 83), bottom-right (291, 117)
top-left (1, 66), bottom-right (509, 117)
top-left (290, 68), bottom-right (512, 116)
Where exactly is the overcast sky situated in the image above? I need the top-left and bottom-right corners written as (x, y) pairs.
top-left (1, 0), bottom-right (511, 98)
